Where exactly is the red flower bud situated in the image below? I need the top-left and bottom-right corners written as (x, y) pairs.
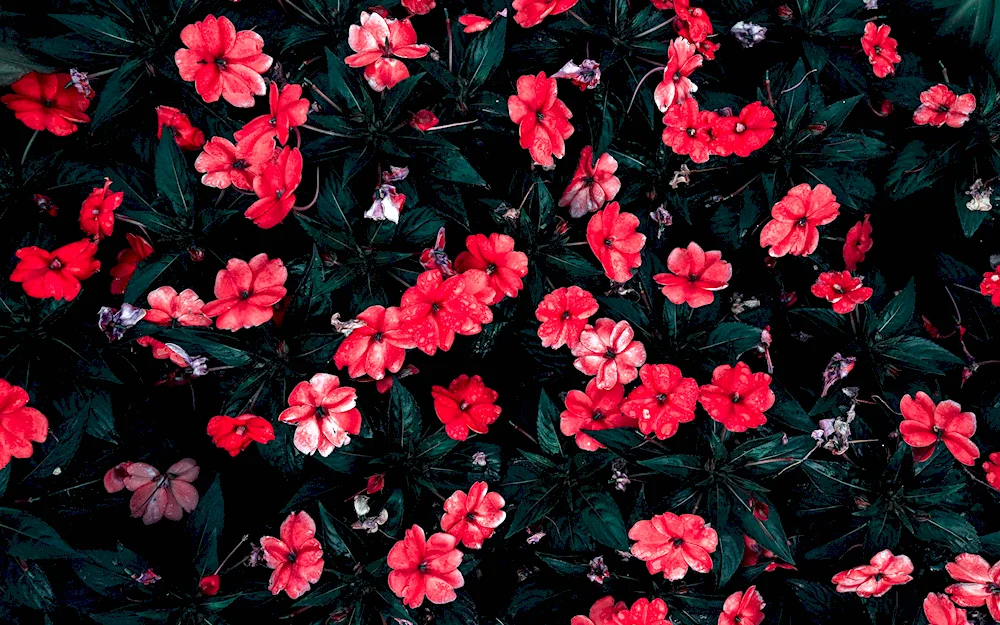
top-left (366, 473), bottom-right (385, 494)
top-left (199, 574), bottom-right (220, 596)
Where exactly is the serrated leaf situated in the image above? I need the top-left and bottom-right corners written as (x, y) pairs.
top-left (577, 489), bottom-right (629, 550)
top-left (187, 475), bottom-right (223, 574)
top-left (536, 389), bottom-right (563, 456)
top-left (0, 508), bottom-right (75, 559)
top-left (154, 134), bottom-right (193, 217)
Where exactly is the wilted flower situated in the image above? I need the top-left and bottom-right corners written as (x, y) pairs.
top-left (587, 556), bottom-right (609, 584)
top-left (352, 495), bottom-right (389, 533)
top-left (69, 68), bottom-right (94, 98)
top-left (526, 529), bottom-right (546, 544)
top-left (551, 59), bottom-right (601, 91)
top-left (366, 182), bottom-right (406, 223)
top-left (965, 179), bottom-right (993, 212)
top-left (820, 353), bottom-right (856, 397)
top-left (98, 304), bottom-right (146, 341)
top-left (472, 451), bottom-right (488, 466)
top-left (731, 21), bottom-right (767, 47)
top-left (669, 164), bottom-right (691, 189)
top-left (419, 227), bottom-right (456, 276)
top-left (812, 409), bottom-right (854, 455)
top-left (132, 568), bottom-right (161, 585)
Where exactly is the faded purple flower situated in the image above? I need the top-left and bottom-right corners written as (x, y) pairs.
top-left (731, 21), bottom-right (767, 48)
top-left (98, 303), bottom-right (146, 341)
top-left (587, 556), bottom-right (609, 584)
top-left (552, 59), bottom-right (601, 90)
top-left (820, 353), bottom-right (856, 397)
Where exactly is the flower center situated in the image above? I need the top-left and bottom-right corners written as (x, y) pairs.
top-left (592, 410), bottom-right (605, 421)
top-left (605, 349), bottom-right (616, 359)
top-left (672, 538), bottom-right (685, 547)
top-left (603, 238), bottom-right (613, 248)
top-left (315, 406), bottom-right (327, 418)
top-left (373, 332), bottom-right (383, 342)
top-left (688, 274), bottom-right (698, 282)
top-left (486, 264), bottom-right (497, 275)
top-left (417, 562), bottom-right (428, 572)
top-left (49, 259), bottom-right (63, 270)
top-left (233, 159), bottom-right (248, 170)
top-left (240, 290), bottom-right (250, 299)
top-left (286, 552), bottom-right (296, 563)
top-left (656, 393), bottom-right (668, 405)
top-left (214, 58), bottom-right (228, 69)
top-left (936, 105), bottom-right (949, 113)
top-left (582, 176), bottom-right (595, 185)
top-left (466, 512), bottom-right (477, 521)
top-left (275, 189), bottom-right (284, 199)
top-left (269, 117), bottom-right (277, 126)
top-left (43, 99), bottom-right (53, 108)
top-left (561, 310), bottom-right (571, 320)
top-left (873, 45), bottom-right (881, 54)
top-left (535, 111), bottom-right (545, 122)
top-left (459, 401), bottom-right (469, 411)
top-left (236, 426), bottom-right (247, 435)
top-left (872, 573), bottom-right (882, 581)
top-left (687, 127), bottom-right (697, 137)
top-left (731, 392), bottom-right (740, 403)
top-left (735, 122), bottom-right (747, 133)
top-left (431, 303), bottom-right (440, 312)
top-left (796, 217), bottom-right (808, 227)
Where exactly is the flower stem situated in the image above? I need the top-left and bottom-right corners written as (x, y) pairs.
top-left (635, 16), bottom-right (675, 39)
top-left (20, 130), bottom-right (39, 167)
top-left (427, 119), bottom-right (478, 132)
top-left (301, 123), bottom-right (349, 138)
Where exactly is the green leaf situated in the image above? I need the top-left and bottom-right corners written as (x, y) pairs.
top-left (639, 455), bottom-right (704, 478)
top-left (875, 336), bottom-right (965, 374)
top-left (0, 508), bottom-right (75, 559)
top-left (703, 322), bottom-right (761, 359)
top-left (0, 44), bottom-right (53, 86)
top-left (316, 502), bottom-right (353, 560)
top-left (123, 254), bottom-right (177, 305)
top-left (461, 18), bottom-right (506, 94)
top-left (536, 389), bottom-right (563, 456)
top-left (956, 180), bottom-right (992, 237)
top-left (188, 475), bottom-right (223, 574)
top-left (90, 59), bottom-right (145, 129)
top-left (912, 510), bottom-right (981, 552)
top-left (389, 381), bottom-right (422, 448)
top-left (401, 136), bottom-right (485, 185)
top-left (154, 133), bottom-right (194, 217)
top-left (871, 278), bottom-right (915, 339)
top-left (577, 490), bottom-right (629, 550)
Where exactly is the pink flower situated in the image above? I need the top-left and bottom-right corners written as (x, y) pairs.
top-left (560, 379), bottom-right (634, 451)
top-left (535, 286), bottom-right (599, 350)
top-left (833, 550), bottom-right (913, 597)
top-left (344, 12), bottom-right (430, 92)
top-left (387, 525), bottom-right (464, 608)
top-left (924, 592), bottom-right (971, 625)
top-left (586, 202), bottom-right (646, 283)
top-left (913, 84), bottom-right (976, 128)
top-left (759, 183), bottom-right (840, 258)
top-left (559, 146), bottom-right (621, 217)
top-left (174, 15), bottom-right (273, 107)
top-left (279, 373), bottom-right (362, 456)
top-left (454, 233), bottom-right (529, 304)
top-left (245, 146), bottom-right (303, 229)
top-left (899, 391), bottom-right (979, 466)
top-left (622, 364), bottom-right (699, 440)
top-left (440, 481), bottom-right (506, 549)
top-left (144, 286), bottom-right (213, 327)
top-left (571, 318), bottom-right (647, 390)
top-left (571, 596), bottom-right (627, 625)
top-left (945, 553), bottom-right (1000, 620)
top-left (629, 511), bottom-right (718, 580)
top-left (202, 253), bottom-right (288, 331)
top-left (719, 587), bottom-right (765, 625)
top-left (654, 38), bottom-right (703, 112)
top-left (123, 458), bottom-right (200, 525)
top-left (653, 242), bottom-right (731, 308)
top-left (810, 271), bottom-right (873, 314)
top-left (194, 136), bottom-right (269, 191)
top-left (459, 14), bottom-right (494, 33)
top-left (261, 511), bottom-right (324, 599)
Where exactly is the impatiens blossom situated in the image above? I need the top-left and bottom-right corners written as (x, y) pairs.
top-left (236, 82), bottom-right (311, 148)
top-left (98, 304), bottom-right (146, 341)
top-left (110, 234), bottom-right (153, 295)
top-left (731, 22), bottom-right (767, 48)
top-left (610, 598), bottom-right (671, 625)
top-left (653, 242), bottom-right (732, 308)
top-left (202, 253), bottom-right (288, 331)
top-left (654, 38), bottom-right (703, 112)
top-left (511, 0), bottom-right (578, 28)
top-left (535, 285), bottom-right (599, 349)
top-left (440, 481), bottom-right (506, 549)
top-left (206, 414), bottom-right (275, 456)
top-left (629, 512), bottom-right (718, 580)
top-left (432, 374), bottom-right (501, 441)
top-left (719, 587), bottom-right (765, 625)
top-left (79, 178), bottom-right (123, 240)
top-left (144, 286), bottom-right (212, 327)
top-left (571, 319), bottom-right (647, 390)
top-left (2, 71), bottom-right (91, 135)
top-left (861, 23), bottom-right (901, 78)
top-left (400, 269), bottom-right (482, 355)
top-left (246, 146), bottom-right (303, 229)
top-left (200, 575), bottom-right (221, 596)
top-left (810, 271), bottom-right (873, 314)
top-left (674, 0), bottom-right (714, 45)
top-left (711, 101), bottom-right (776, 158)
top-left (174, 14), bottom-right (273, 107)
top-left (832, 550), bottom-right (913, 597)
top-left (11, 239), bottom-right (101, 301)
top-left (698, 362), bottom-right (774, 432)
top-left (344, 12), bottom-right (430, 92)
top-left (454, 233), bottom-right (529, 304)
top-left (843, 214), bottom-right (873, 271)
top-left (662, 99), bottom-right (715, 163)
top-left (622, 364), bottom-right (698, 439)
top-left (366, 181), bottom-right (406, 223)
top-left (924, 593), bottom-right (971, 625)
top-left (156, 106), bottom-right (205, 151)
top-left (195, 136), bottom-right (269, 191)
top-left (388, 525), bottom-right (464, 608)
top-left (402, 0), bottom-right (436, 15)
top-left (0, 379), bottom-right (48, 470)
top-left (759, 183), bottom-right (840, 257)
top-left (899, 391), bottom-right (979, 465)
top-left (913, 85), bottom-right (977, 128)
top-left (571, 596), bottom-right (628, 625)
top-left (508, 72), bottom-right (574, 167)
top-left (981, 271), bottom-right (1000, 306)
top-left (945, 553), bottom-right (1000, 620)
top-left (586, 202), bottom-right (646, 283)
top-left (334, 305), bottom-right (416, 380)
top-left (985, 452), bottom-right (1000, 490)
top-left (104, 462), bottom-right (132, 493)
top-left (261, 511), bottom-right (324, 599)
top-left (560, 379), bottom-right (634, 451)
top-left (123, 458), bottom-right (200, 525)
top-left (410, 109), bottom-right (439, 131)
top-left (279, 373), bottom-right (362, 456)
top-left (551, 59), bottom-right (601, 91)
top-left (559, 146), bottom-right (621, 217)
top-left (459, 14), bottom-right (494, 33)
top-left (136, 336), bottom-right (192, 369)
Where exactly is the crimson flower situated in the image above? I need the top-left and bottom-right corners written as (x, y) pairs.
top-left (861, 23), bottom-right (901, 78)
top-left (945, 553), bottom-right (1000, 620)
top-left (610, 598), bottom-right (671, 625)
top-left (334, 305), bottom-right (416, 380)
top-left (654, 38), bottom-right (703, 112)
top-left (629, 512), bottom-right (718, 580)
top-left (759, 183), bottom-right (840, 257)
top-left (843, 214), bottom-right (873, 271)
top-left (400, 269), bottom-right (478, 355)
top-left (719, 587), bottom-right (765, 625)
top-left (985, 452), bottom-right (1000, 490)
top-left (924, 593), bottom-right (971, 625)
top-left (235, 82), bottom-right (311, 147)
top-left (0, 379), bottom-right (48, 471)
top-left (674, 0), bottom-right (714, 44)
top-left (622, 364), bottom-right (698, 439)
top-left (261, 511), bottom-right (324, 599)
top-left (206, 414), bottom-right (275, 456)
top-left (110, 234), bottom-right (153, 295)
top-left (586, 202), bottom-right (646, 283)
top-left (403, 0), bottom-right (436, 14)
top-left (78, 178), bottom-right (123, 241)
top-left (156, 106), bottom-right (205, 151)
top-left (832, 550), bottom-right (913, 597)
top-left (459, 14), bottom-right (494, 33)
top-left (123, 458), bottom-right (200, 525)
top-left (174, 14), bottom-right (273, 107)
top-left (246, 146), bottom-right (303, 229)
top-left (662, 99), bottom-right (715, 163)
top-left (454, 233), bottom-right (529, 304)
top-left (535, 285), bottom-right (599, 349)
top-left (136, 336), bottom-right (190, 369)
top-left (711, 101), bottom-right (776, 158)
top-left (899, 391), bottom-right (979, 465)
top-left (441, 481), bottom-right (506, 549)
top-left (571, 596), bottom-right (628, 625)
top-left (202, 253), bottom-right (288, 331)
top-left (508, 72), bottom-right (574, 167)
top-left (698, 362), bottom-right (774, 433)
top-left (560, 379), bottom-right (634, 451)
top-left (2, 71), bottom-right (90, 135)
top-left (195, 136), bottom-right (270, 191)
top-left (11, 239), bottom-right (100, 301)
top-left (559, 146), bottom-right (621, 217)
top-left (411, 109), bottom-right (439, 131)
top-left (344, 12), bottom-right (429, 92)
top-left (279, 373), bottom-right (362, 456)
top-left (199, 575), bottom-right (221, 596)
top-left (913, 84), bottom-right (976, 128)
top-left (387, 525), bottom-right (464, 608)
top-left (981, 271), bottom-right (1000, 306)
top-left (432, 374), bottom-right (501, 441)
top-left (571, 318), bottom-right (647, 390)
top-left (654, 241), bottom-right (731, 308)
top-left (810, 271), bottom-right (873, 314)
top-left (144, 286), bottom-right (212, 327)
top-left (512, 0), bottom-right (578, 28)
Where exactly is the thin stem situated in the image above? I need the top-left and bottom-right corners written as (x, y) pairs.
top-left (301, 123), bottom-right (349, 138)
top-left (293, 169), bottom-right (322, 211)
top-left (427, 119), bottom-right (478, 132)
top-left (445, 9), bottom-right (454, 73)
top-left (635, 16), bottom-right (675, 39)
top-left (626, 66), bottom-right (666, 115)
top-left (213, 535), bottom-right (250, 575)
top-left (779, 69), bottom-right (818, 95)
top-left (567, 10), bottom-right (591, 27)
top-left (280, 0), bottom-right (322, 25)
top-left (88, 67), bottom-right (120, 79)
top-left (16, 478), bottom-right (102, 504)
top-left (303, 79), bottom-right (342, 113)
top-left (20, 130), bottom-right (39, 167)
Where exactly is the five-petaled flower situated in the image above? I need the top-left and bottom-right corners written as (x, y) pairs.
top-left (144, 286), bottom-right (213, 327)
top-left (718, 586), bottom-right (765, 625)
top-left (511, 0), bottom-right (579, 28)
top-left (945, 553), bottom-right (1000, 620)
top-left (344, 12), bottom-right (430, 92)
top-left (195, 136), bottom-right (269, 191)
top-left (387, 525), bottom-right (464, 608)
top-left (236, 82), bottom-right (311, 148)
top-left (622, 363), bottom-right (698, 439)
top-left (400, 269), bottom-right (483, 355)
top-left (698, 362), bottom-right (774, 433)
top-left (535, 286), bottom-right (600, 350)
top-left (586, 202), bottom-right (646, 283)
top-left (559, 146), bottom-right (621, 218)
top-left (810, 271), bottom-right (873, 314)
top-left (610, 597), bottom-right (672, 625)
top-left (279, 373), bottom-right (362, 456)
top-left (899, 391), bottom-right (979, 465)
top-left (711, 101), bottom-right (776, 158)
top-left (560, 379), bottom-right (633, 451)
top-left (661, 99), bottom-right (715, 163)
top-left (924, 592), bottom-right (971, 625)
top-left (0, 379), bottom-right (48, 471)
top-left (432, 374), bottom-right (502, 441)
top-left (245, 146), bottom-right (303, 229)
top-left (334, 305), bottom-right (417, 380)
top-left (832, 549), bottom-right (913, 597)
top-left (654, 38), bottom-right (703, 112)
top-left (913, 84), bottom-right (976, 128)
top-left (508, 72), bottom-right (574, 167)
top-left (629, 511), bottom-right (719, 580)
top-left (572, 318), bottom-right (647, 390)
top-left (861, 23), bottom-right (901, 78)
top-left (759, 183), bottom-right (840, 257)
top-left (653, 241), bottom-right (732, 308)
top-left (2, 71), bottom-right (91, 135)
top-left (202, 253), bottom-right (288, 331)
top-left (11, 239), bottom-right (101, 301)
top-left (843, 214), bottom-right (873, 271)
top-left (207, 414), bottom-right (275, 456)
top-left (123, 458), bottom-right (200, 525)
top-left (174, 14), bottom-right (273, 107)
top-left (78, 178), bottom-right (123, 241)
top-left (261, 511), bottom-right (325, 599)
top-left (440, 481), bottom-right (506, 549)
top-left (454, 233), bottom-right (529, 304)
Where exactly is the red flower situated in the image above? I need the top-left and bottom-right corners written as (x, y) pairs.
top-left (559, 146), bottom-right (621, 217)
top-left (2, 71), bottom-right (90, 136)
top-left (144, 286), bottom-right (212, 327)
top-left (344, 12), bottom-right (429, 92)
top-left (261, 511), bottom-right (324, 599)
top-left (843, 214), bottom-right (873, 271)
top-left (459, 14), bottom-right (494, 33)
top-left (78, 178), bottom-right (123, 240)
top-left (610, 598), bottom-right (672, 625)
top-left (698, 362), bottom-right (774, 433)
top-left (535, 286), bottom-right (599, 349)
top-left (195, 136), bottom-right (270, 192)
top-left (572, 596), bottom-right (628, 625)
top-left (572, 318), bottom-right (647, 390)
top-left (586, 202), bottom-right (646, 283)
top-left (674, 0), bottom-right (714, 44)
top-left (899, 392), bottom-right (979, 466)
top-left (202, 253), bottom-right (288, 331)
top-left (387, 525), bottom-right (464, 608)
top-left (512, 0), bottom-right (578, 28)
top-left (661, 99), bottom-right (715, 163)
top-left (246, 146), bottom-right (303, 229)
top-left (110, 234), bottom-right (153, 295)
top-left (334, 305), bottom-right (416, 380)
top-left (810, 271), bottom-right (873, 314)
top-left (136, 336), bottom-right (189, 368)
top-left (913, 84), bottom-right (976, 128)
top-left (924, 593), bottom-right (971, 625)
top-left (199, 575), bottom-right (221, 596)
top-left (411, 109), bottom-right (439, 131)
top-left (206, 414), bottom-right (275, 456)
top-left (622, 364), bottom-right (698, 439)
top-left (441, 481), bottom-right (506, 549)
top-left (402, 0), bottom-right (436, 14)
top-left (11, 239), bottom-right (100, 301)
top-left (654, 38), bottom-right (703, 112)
top-left (432, 374), bottom-right (501, 441)
top-left (719, 587), bottom-right (765, 625)
top-left (653, 242), bottom-right (731, 308)
top-left (508, 72), bottom-right (574, 167)
top-left (832, 550), bottom-right (913, 597)
top-left (984, 452), bottom-right (1000, 490)
top-left (174, 14), bottom-right (273, 107)
top-left (629, 512), bottom-right (718, 580)
top-left (454, 233), bottom-right (529, 304)
top-left (759, 183), bottom-right (840, 257)
top-left (861, 23), bottom-right (901, 78)
top-left (400, 269), bottom-right (479, 355)
top-left (945, 553), bottom-right (1000, 620)
top-left (279, 374), bottom-right (362, 456)
top-left (235, 82), bottom-right (311, 147)
top-left (155, 106), bottom-right (205, 151)
top-left (0, 379), bottom-right (48, 471)
top-left (561, 379), bottom-right (634, 451)
top-left (711, 102), bottom-right (776, 158)
top-left (981, 271), bottom-right (1000, 306)
top-left (123, 458), bottom-right (200, 525)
